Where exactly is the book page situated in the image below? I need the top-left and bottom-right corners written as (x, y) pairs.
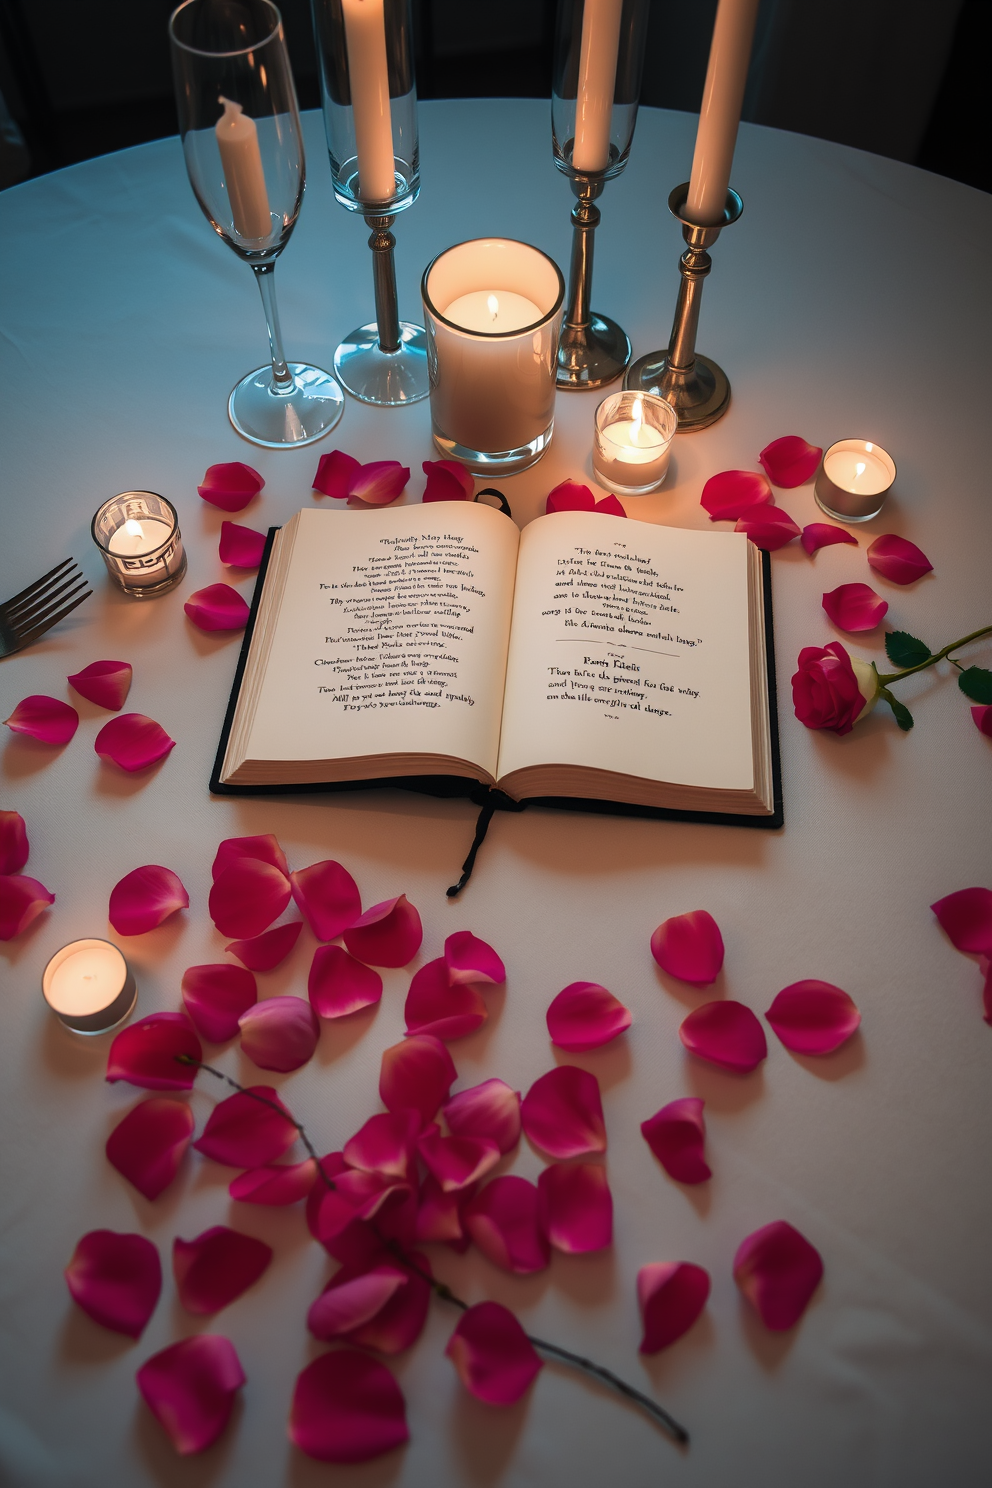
top-left (241, 503), bottom-right (518, 779)
top-left (495, 512), bottom-right (755, 791)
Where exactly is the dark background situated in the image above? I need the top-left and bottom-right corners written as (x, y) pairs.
top-left (0, 0), bottom-right (987, 192)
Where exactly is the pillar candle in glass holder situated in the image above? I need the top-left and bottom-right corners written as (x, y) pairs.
top-left (572, 0), bottom-right (624, 173)
top-left (815, 439), bottom-right (896, 522)
top-left (593, 390), bottom-right (677, 494)
top-left (42, 939), bottom-right (137, 1035)
top-left (686, 0), bottom-right (761, 224)
top-left (215, 96), bottom-right (272, 239)
top-left (342, 0), bottom-right (396, 202)
top-left (91, 492), bottom-right (187, 598)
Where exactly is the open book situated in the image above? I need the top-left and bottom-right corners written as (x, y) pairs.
top-left (213, 502), bottom-right (781, 826)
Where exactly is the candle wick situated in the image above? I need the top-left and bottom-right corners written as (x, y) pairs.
top-left (487, 294), bottom-right (499, 322)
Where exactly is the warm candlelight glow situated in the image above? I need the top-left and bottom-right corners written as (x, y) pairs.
top-left (487, 294), bottom-right (499, 320)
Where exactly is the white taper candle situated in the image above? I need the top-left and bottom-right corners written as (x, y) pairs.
top-left (342, 0), bottom-right (396, 202)
top-left (686, 0), bottom-right (760, 225)
top-left (572, 0), bottom-right (625, 173)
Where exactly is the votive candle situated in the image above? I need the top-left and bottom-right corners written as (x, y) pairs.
top-left (592, 390), bottom-right (677, 494)
top-left (92, 492), bottom-right (187, 598)
top-left (815, 439), bottom-right (896, 522)
top-left (42, 939), bottom-right (136, 1035)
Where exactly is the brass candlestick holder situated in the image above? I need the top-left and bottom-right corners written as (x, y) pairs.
top-left (625, 182), bottom-right (743, 430)
top-left (556, 170), bottom-right (632, 390)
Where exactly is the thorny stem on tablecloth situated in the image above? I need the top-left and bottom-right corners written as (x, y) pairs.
top-left (876, 624), bottom-right (992, 687)
top-left (179, 1057), bottom-right (689, 1445)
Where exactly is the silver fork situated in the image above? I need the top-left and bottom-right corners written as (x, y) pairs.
top-left (0, 559), bottom-right (93, 660)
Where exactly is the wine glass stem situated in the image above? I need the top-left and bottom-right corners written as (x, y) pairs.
top-left (365, 214), bottom-right (401, 355)
top-left (252, 264), bottom-right (294, 390)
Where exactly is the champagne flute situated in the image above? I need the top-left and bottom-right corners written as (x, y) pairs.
top-left (169, 0), bottom-right (344, 446)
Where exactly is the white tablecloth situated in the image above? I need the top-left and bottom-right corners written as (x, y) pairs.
top-left (1, 100), bottom-right (990, 1488)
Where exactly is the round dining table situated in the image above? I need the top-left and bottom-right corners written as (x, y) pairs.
top-left (0, 98), bottom-right (990, 1488)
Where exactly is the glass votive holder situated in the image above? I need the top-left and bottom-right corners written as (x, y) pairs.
top-left (592, 390), bottom-right (677, 494)
top-left (91, 492), bottom-right (187, 598)
top-left (814, 439), bottom-right (896, 522)
top-left (421, 237), bottom-right (566, 476)
top-left (42, 938), bottom-right (137, 1035)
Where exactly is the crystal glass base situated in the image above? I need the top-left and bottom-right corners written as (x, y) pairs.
top-left (228, 362), bottom-right (345, 448)
top-left (334, 322), bottom-right (430, 406)
top-left (557, 312), bottom-right (632, 389)
top-left (624, 350), bottom-right (730, 431)
top-left (431, 419), bottom-right (554, 477)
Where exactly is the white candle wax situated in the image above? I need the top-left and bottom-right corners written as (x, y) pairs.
top-left (602, 418), bottom-right (667, 463)
top-left (686, 0), bottom-right (760, 225)
top-left (823, 445), bottom-right (893, 496)
top-left (572, 0), bottom-right (624, 173)
top-left (107, 517), bottom-right (173, 556)
top-left (342, 0), bottom-right (396, 202)
top-left (216, 96), bottom-right (272, 239)
top-left (443, 291), bottom-right (543, 334)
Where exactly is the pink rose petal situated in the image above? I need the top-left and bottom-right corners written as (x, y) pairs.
top-left (229, 1158), bottom-right (317, 1206)
top-left (219, 520), bottom-right (267, 568)
top-left (350, 461), bottom-right (410, 506)
top-left (765, 980), bottom-right (861, 1054)
top-left (290, 859), bottom-right (361, 941)
top-left (309, 944), bottom-right (383, 1018)
top-left (546, 479), bottom-right (596, 513)
top-left (801, 523), bottom-right (858, 556)
top-left (238, 995), bottom-right (319, 1072)
top-left (109, 864), bottom-right (188, 935)
top-left (310, 1169), bottom-right (413, 1248)
top-left (972, 705), bottom-right (992, 737)
top-left (637, 1262), bottom-right (710, 1352)
top-left (444, 931), bottom-right (507, 985)
top-left (537, 1162), bottom-right (612, 1253)
top-left (418, 1129), bottom-right (500, 1192)
top-left (422, 459), bottom-right (474, 502)
top-left (546, 981), bottom-right (631, 1051)
top-left (342, 894), bottom-right (423, 967)
top-left (463, 1175), bottom-right (550, 1274)
top-left (733, 1220), bottom-right (824, 1330)
top-left (305, 1152), bottom-right (349, 1239)
top-left (4, 694), bottom-right (78, 745)
top-left (65, 1230), bottom-right (161, 1337)
top-left (415, 1175), bottom-right (470, 1244)
top-left (443, 1079), bottom-right (521, 1155)
top-left (137, 1336), bottom-right (245, 1455)
top-left (106, 1097), bottom-right (195, 1200)
top-left (194, 1085), bottom-right (297, 1166)
top-left (700, 469), bottom-right (772, 521)
top-left (679, 1000), bottom-right (767, 1073)
top-left (334, 1259), bottom-right (431, 1354)
top-left (446, 1301), bottom-right (543, 1404)
top-left (227, 920), bottom-right (302, 971)
top-left (641, 1098), bottom-right (711, 1183)
top-left (520, 1066), bottom-right (606, 1159)
top-left (651, 909), bottom-right (725, 986)
top-left (95, 713), bottom-right (175, 771)
top-left (173, 1225), bottom-right (272, 1314)
top-left (197, 460), bottom-right (264, 511)
top-left (184, 583), bottom-right (250, 632)
top-left (867, 534), bottom-right (933, 585)
top-left (344, 1111), bottom-right (421, 1182)
top-left (792, 640), bottom-right (869, 735)
top-left (379, 1033), bottom-right (457, 1123)
top-left (67, 660), bottom-right (132, 711)
top-left (931, 887), bottom-right (992, 955)
top-left (313, 448), bottom-right (361, 498)
top-left (209, 858), bottom-right (291, 939)
top-left (0, 810), bottom-right (29, 874)
top-left (758, 435), bottom-right (823, 488)
top-left (405, 957), bottom-right (488, 1041)
top-left (181, 963), bottom-right (257, 1042)
top-left (735, 505), bottom-right (801, 550)
top-left (593, 493), bottom-right (627, 516)
top-left (106, 1013), bottom-right (201, 1090)
top-left (212, 832), bottom-right (289, 879)
top-left (822, 582), bottom-right (888, 632)
top-left (0, 873), bottom-right (54, 939)
top-left (289, 1350), bottom-right (409, 1463)
top-left (310, 1257), bottom-right (431, 1354)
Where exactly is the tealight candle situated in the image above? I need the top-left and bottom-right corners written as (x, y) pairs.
top-left (92, 491), bottom-right (187, 598)
top-left (42, 939), bottom-right (136, 1035)
top-left (815, 439), bottom-right (896, 522)
top-left (592, 390), bottom-right (678, 494)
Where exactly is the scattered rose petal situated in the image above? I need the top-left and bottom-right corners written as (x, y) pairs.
top-left (592, 493), bottom-right (627, 516)
top-left (758, 435), bottom-right (823, 488)
top-left (0, 810), bottom-right (29, 874)
top-left (336, 1257), bottom-right (431, 1354)
top-left (463, 1176), bottom-right (550, 1274)
top-left (313, 448), bottom-right (361, 498)
top-left (734, 1220), bottom-right (824, 1330)
top-left (198, 461), bottom-right (264, 511)
top-left (700, 469), bottom-right (772, 521)
top-left (95, 713), bottom-right (175, 771)
top-left (212, 833), bottom-right (289, 879)
top-left (867, 534), bottom-right (933, 585)
top-left (173, 1226), bottom-right (272, 1314)
top-left (520, 1066), bottom-right (606, 1158)
top-left (546, 981), bottom-right (631, 1051)
top-left (765, 980), bottom-right (861, 1054)
top-left (181, 964), bottom-right (257, 1042)
top-left (680, 1000), bottom-right (767, 1072)
top-left (405, 957), bottom-right (487, 1040)
top-left (194, 1085), bottom-right (297, 1166)
top-left (342, 894), bottom-right (422, 967)
top-left (443, 1079), bottom-right (521, 1155)
top-left (379, 1033), bottom-right (456, 1123)
top-left (290, 859), bottom-right (361, 941)
top-left (735, 505), bottom-right (801, 550)
top-left (219, 520), bottom-right (267, 568)
top-left (68, 660), bottom-right (132, 710)
top-left (637, 1262), bottom-right (710, 1352)
top-left (4, 694), bottom-right (78, 745)
top-left (65, 1230), bottom-right (161, 1337)
top-left (446, 1301), bottom-right (543, 1405)
top-left (422, 459), bottom-right (474, 502)
top-left (310, 1168), bottom-right (412, 1248)
top-left (289, 1350), bottom-right (409, 1463)
top-left (801, 523), bottom-right (858, 556)
top-left (184, 583), bottom-right (250, 632)
top-left (415, 1175), bottom-right (470, 1244)
top-left (972, 705), bottom-right (992, 737)
top-left (822, 582), bottom-right (888, 632)
top-left (137, 1336), bottom-right (245, 1455)
top-left (227, 920), bottom-right (302, 971)
top-left (792, 641), bottom-right (870, 734)
top-left (304, 1152), bottom-right (349, 1240)
top-left (344, 1111), bottom-right (421, 1182)
top-left (444, 930), bottom-right (506, 985)
top-left (418, 1130), bottom-right (500, 1192)
top-left (109, 864), bottom-right (188, 935)
top-left (230, 1159), bottom-right (317, 1206)
top-left (537, 1162), bottom-right (612, 1253)
top-left (310, 1256), bottom-right (431, 1354)
top-left (106, 1013), bottom-right (201, 1090)
top-left (350, 461), bottom-right (410, 506)
top-left (106, 1097), bottom-right (195, 1200)
top-left (546, 479), bottom-right (625, 516)
top-left (309, 944), bottom-right (383, 1018)
top-left (209, 858), bottom-right (291, 939)
top-left (651, 909), bottom-right (724, 986)
top-left (238, 995), bottom-right (319, 1072)
top-left (0, 873), bottom-right (54, 939)
top-left (641, 1098), bottom-right (711, 1183)
top-left (931, 887), bottom-right (992, 956)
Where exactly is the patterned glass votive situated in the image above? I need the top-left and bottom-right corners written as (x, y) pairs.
top-left (592, 390), bottom-right (677, 494)
top-left (42, 938), bottom-right (136, 1035)
top-left (91, 492), bottom-right (187, 597)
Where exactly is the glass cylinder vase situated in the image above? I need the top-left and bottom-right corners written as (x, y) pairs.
top-left (552, 0), bottom-right (650, 180)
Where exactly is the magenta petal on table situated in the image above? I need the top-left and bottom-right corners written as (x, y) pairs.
top-left (304, 1152), bottom-right (349, 1239)
top-left (422, 459), bottom-right (474, 502)
top-left (418, 1130), bottom-right (500, 1192)
top-left (537, 1162), bottom-right (613, 1253)
top-left (290, 858), bottom-right (362, 941)
top-left (735, 505), bottom-right (802, 550)
top-left (415, 1174), bottom-right (469, 1243)
top-left (67, 659), bottom-right (132, 710)
top-left (443, 1078), bottom-right (521, 1154)
top-left (765, 979), bottom-right (861, 1054)
top-left (546, 479), bottom-right (597, 514)
top-left (444, 929), bottom-right (506, 985)
top-left (758, 435), bottom-right (823, 488)
top-left (209, 858), bottom-right (291, 939)
top-left (640, 1098), bottom-right (711, 1184)
top-left (313, 448), bottom-right (362, 498)
top-left (4, 694), bottom-right (78, 744)
top-left (311, 1169), bottom-right (412, 1247)
top-left (342, 893), bottom-right (423, 967)
top-left (106, 1012), bottom-right (201, 1090)
top-left (700, 469), bottom-right (772, 520)
top-left (106, 1097), bottom-right (195, 1200)
top-left (65, 1229), bottom-right (161, 1337)
top-left (227, 920), bottom-right (302, 971)
top-left (972, 705), bottom-right (992, 737)
top-left (733, 1219), bottom-right (824, 1330)
top-left (197, 460), bottom-right (264, 511)
top-left (137, 1336), bottom-right (246, 1455)
top-left (194, 1085), bottom-right (297, 1166)
top-left (184, 583), bottom-right (251, 633)
top-left (546, 981), bottom-right (631, 1051)
top-left (0, 810), bottom-right (29, 874)
top-left (230, 1158), bottom-right (317, 1206)
top-left (238, 995), bottom-right (319, 1072)
top-left (181, 963), bottom-right (257, 1043)
top-left (109, 864), bottom-right (188, 935)
top-left (173, 1225), bottom-right (273, 1314)
top-left (347, 1255), bottom-right (432, 1354)
top-left (520, 1065), bottom-right (606, 1158)
top-left (95, 713), bottom-right (176, 772)
top-left (463, 1175), bottom-right (550, 1274)
top-left (309, 944), bottom-right (383, 1018)
top-left (931, 886), bottom-right (992, 955)
top-left (289, 1350), bottom-right (409, 1463)
top-left (379, 1033), bottom-right (457, 1123)
top-left (446, 1301), bottom-right (543, 1405)
top-left (212, 832), bottom-right (289, 880)
top-left (308, 1265), bottom-right (408, 1340)
top-left (405, 958), bottom-right (488, 1041)
top-left (866, 533), bottom-right (933, 585)
top-left (0, 873), bottom-right (54, 940)
top-left (344, 1110), bottom-right (421, 1182)
top-left (650, 908), bottom-right (725, 986)
top-left (350, 461), bottom-right (410, 506)
top-left (219, 520), bottom-right (267, 569)
top-left (822, 582), bottom-right (888, 632)
top-left (800, 523), bottom-right (858, 556)
top-left (594, 493), bottom-right (627, 517)
top-left (679, 1000), bottom-right (767, 1073)
top-left (637, 1262), bottom-right (710, 1352)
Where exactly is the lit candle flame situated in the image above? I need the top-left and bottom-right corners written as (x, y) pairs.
top-left (631, 397), bottom-right (644, 446)
top-left (487, 294), bottom-right (499, 321)
top-left (124, 519), bottom-right (143, 538)
top-left (855, 462), bottom-right (866, 478)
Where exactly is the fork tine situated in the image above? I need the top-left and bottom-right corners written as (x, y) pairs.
top-left (14, 581), bottom-right (91, 636)
top-left (12, 589), bottom-right (93, 652)
top-left (0, 559), bottom-right (77, 618)
top-left (8, 573), bottom-right (88, 627)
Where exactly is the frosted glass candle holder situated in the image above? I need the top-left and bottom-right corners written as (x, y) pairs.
top-left (592, 390), bottom-right (677, 494)
top-left (42, 939), bottom-right (136, 1035)
top-left (815, 439), bottom-right (896, 522)
top-left (92, 492), bottom-right (187, 598)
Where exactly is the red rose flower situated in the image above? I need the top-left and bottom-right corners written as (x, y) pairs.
top-left (792, 642), bottom-right (877, 735)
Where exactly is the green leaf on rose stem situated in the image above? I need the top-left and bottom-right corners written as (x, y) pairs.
top-left (879, 687), bottom-right (914, 731)
top-left (957, 666), bottom-right (992, 704)
top-left (884, 631), bottom-right (931, 668)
